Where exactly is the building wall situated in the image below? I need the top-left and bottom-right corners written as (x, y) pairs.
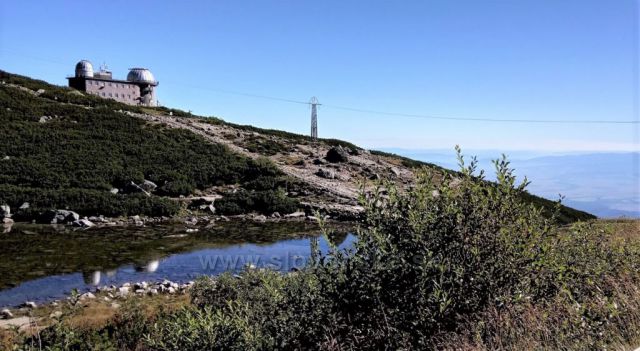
top-left (67, 77), bottom-right (158, 106)
top-left (84, 79), bottom-right (141, 105)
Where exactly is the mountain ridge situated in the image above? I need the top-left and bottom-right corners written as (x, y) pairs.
top-left (0, 70), bottom-right (595, 223)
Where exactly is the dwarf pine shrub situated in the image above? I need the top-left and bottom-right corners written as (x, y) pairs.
top-left (19, 149), bottom-right (640, 350)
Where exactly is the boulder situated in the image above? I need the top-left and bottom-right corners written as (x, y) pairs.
top-left (109, 188), bottom-right (119, 194)
top-left (72, 219), bottom-right (95, 228)
top-left (22, 301), bottom-right (37, 309)
top-left (80, 292), bottom-right (96, 300)
top-left (325, 147), bottom-right (349, 163)
top-left (0, 204), bottom-right (10, 218)
top-left (1, 309), bottom-right (13, 319)
top-left (315, 168), bottom-right (336, 179)
top-left (140, 180), bottom-right (158, 192)
top-left (123, 181), bottom-right (149, 195)
top-left (134, 282), bottom-right (148, 290)
top-left (37, 210), bottom-right (80, 224)
top-left (254, 215), bottom-right (267, 222)
top-left (284, 211), bottom-right (306, 219)
top-left (2, 218), bottom-right (14, 224)
top-left (19, 202), bottom-right (29, 210)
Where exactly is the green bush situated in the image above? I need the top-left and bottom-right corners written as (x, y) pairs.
top-left (216, 188), bottom-right (299, 215)
top-left (0, 72), bottom-right (294, 217)
top-left (18, 151), bottom-right (639, 350)
top-left (174, 150), bottom-right (638, 349)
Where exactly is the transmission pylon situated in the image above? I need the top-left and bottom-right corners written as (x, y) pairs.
top-left (310, 96), bottom-right (320, 139)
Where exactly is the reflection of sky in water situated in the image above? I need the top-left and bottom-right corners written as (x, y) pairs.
top-left (0, 234), bottom-right (356, 308)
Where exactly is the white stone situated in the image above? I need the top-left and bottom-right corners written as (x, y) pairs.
top-left (80, 292), bottom-right (95, 300)
top-left (1, 309), bottom-right (13, 319)
top-left (284, 211), bottom-right (306, 218)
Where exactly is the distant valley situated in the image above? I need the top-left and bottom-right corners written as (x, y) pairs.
top-left (385, 149), bottom-right (640, 218)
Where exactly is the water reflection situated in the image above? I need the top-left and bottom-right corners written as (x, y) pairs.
top-left (86, 271), bottom-right (101, 286)
top-left (2, 222), bottom-right (13, 233)
top-left (135, 259), bottom-right (160, 273)
top-left (0, 222), bottom-right (355, 308)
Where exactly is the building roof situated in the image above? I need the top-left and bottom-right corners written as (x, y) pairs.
top-left (127, 68), bottom-right (157, 84)
top-left (75, 60), bottom-right (94, 78)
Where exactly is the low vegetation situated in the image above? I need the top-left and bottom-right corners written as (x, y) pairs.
top-left (11, 152), bottom-right (638, 350)
top-left (0, 71), bottom-right (299, 218)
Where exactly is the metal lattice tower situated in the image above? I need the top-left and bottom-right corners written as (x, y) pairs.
top-left (310, 96), bottom-right (320, 139)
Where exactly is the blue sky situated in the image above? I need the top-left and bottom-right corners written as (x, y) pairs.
top-left (1, 0), bottom-right (638, 152)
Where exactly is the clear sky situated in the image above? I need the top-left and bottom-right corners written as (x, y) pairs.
top-left (1, 0), bottom-right (638, 152)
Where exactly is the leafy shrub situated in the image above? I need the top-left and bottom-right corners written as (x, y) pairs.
top-left (0, 72), bottom-right (293, 217)
top-left (172, 150), bottom-right (637, 349)
top-left (17, 151), bottom-right (639, 350)
top-left (216, 188), bottom-right (299, 215)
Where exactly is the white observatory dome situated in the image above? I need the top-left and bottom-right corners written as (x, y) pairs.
top-left (127, 68), bottom-right (156, 83)
top-left (75, 60), bottom-right (94, 78)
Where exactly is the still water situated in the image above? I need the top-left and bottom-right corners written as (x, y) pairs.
top-left (0, 221), bottom-right (355, 308)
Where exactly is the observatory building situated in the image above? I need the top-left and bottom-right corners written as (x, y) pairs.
top-left (67, 60), bottom-right (159, 106)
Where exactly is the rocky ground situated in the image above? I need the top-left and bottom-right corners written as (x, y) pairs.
top-left (128, 110), bottom-right (418, 214)
top-left (0, 278), bottom-right (193, 334)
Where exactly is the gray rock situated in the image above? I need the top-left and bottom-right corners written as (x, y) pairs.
top-left (254, 215), bottom-right (267, 222)
top-left (38, 210), bottom-right (80, 224)
top-left (72, 219), bottom-right (94, 228)
top-left (123, 182), bottom-right (151, 196)
top-left (80, 292), bottom-right (95, 300)
top-left (148, 288), bottom-right (159, 295)
top-left (2, 218), bottom-right (13, 224)
top-left (140, 180), bottom-right (157, 192)
top-left (88, 215), bottom-right (107, 223)
top-left (1, 308), bottom-right (13, 319)
top-left (22, 301), bottom-right (37, 309)
top-left (19, 202), bottom-right (29, 210)
top-left (109, 188), bottom-right (119, 194)
top-left (326, 147), bottom-right (349, 163)
top-left (284, 211), bottom-right (306, 218)
top-left (167, 287), bottom-right (176, 294)
top-left (0, 204), bottom-right (10, 218)
top-left (134, 282), bottom-right (148, 290)
top-left (315, 168), bottom-right (336, 179)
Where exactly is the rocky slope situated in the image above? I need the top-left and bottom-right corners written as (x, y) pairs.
top-left (0, 70), bottom-right (595, 223)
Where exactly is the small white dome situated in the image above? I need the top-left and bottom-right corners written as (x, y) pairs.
top-left (75, 60), bottom-right (94, 78)
top-left (127, 68), bottom-right (156, 83)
